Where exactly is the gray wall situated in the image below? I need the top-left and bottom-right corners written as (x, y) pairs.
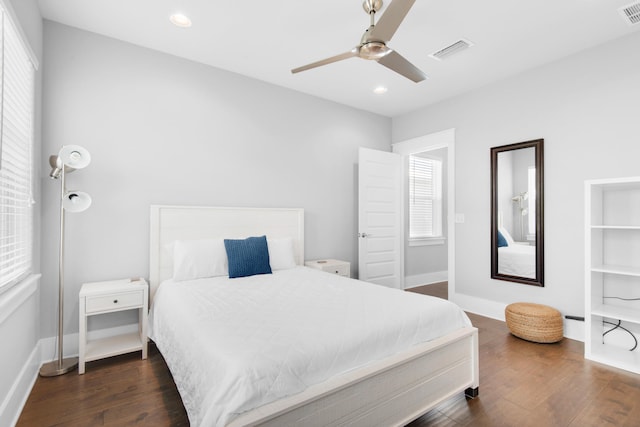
top-left (40, 21), bottom-right (392, 337)
top-left (392, 30), bottom-right (640, 322)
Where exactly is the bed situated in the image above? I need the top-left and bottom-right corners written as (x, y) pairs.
top-left (498, 245), bottom-right (536, 278)
top-left (496, 226), bottom-right (536, 279)
top-left (148, 205), bottom-right (479, 426)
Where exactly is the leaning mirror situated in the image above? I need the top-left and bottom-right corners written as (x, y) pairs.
top-left (491, 139), bottom-right (544, 286)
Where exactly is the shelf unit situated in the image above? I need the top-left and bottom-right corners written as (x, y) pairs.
top-left (585, 177), bottom-right (640, 374)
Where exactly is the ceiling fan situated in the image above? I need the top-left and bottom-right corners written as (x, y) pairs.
top-left (291, 0), bottom-right (427, 83)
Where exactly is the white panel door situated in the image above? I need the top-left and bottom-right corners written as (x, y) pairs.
top-left (358, 147), bottom-right (403, 289)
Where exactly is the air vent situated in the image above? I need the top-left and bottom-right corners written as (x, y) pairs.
top-left (429, 39), bottom-right (474, 61)
top-left (619, 2), bottom-right (640, 25)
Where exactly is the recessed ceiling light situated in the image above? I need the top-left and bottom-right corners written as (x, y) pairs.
top-left (373, 86), bottom-right (388, 95)
top-left (170, 13), bottom-right (192, 28)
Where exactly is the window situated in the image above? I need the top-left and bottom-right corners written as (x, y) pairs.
top-left (409, 155), bottom-right (442, 242)
top-left (0, 7), bottom-right (36, 292)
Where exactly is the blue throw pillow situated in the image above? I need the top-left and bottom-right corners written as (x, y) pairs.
top-left (497, 231), bottom-right (508, 247)
top-left (224, 236), bottom-right (272, 278)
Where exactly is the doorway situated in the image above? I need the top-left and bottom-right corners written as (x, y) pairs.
top-left (392, 129), bottom-right (455, 296)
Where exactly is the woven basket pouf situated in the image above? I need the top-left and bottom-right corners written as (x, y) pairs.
top-left (505, 302), bottom-right (563, 343)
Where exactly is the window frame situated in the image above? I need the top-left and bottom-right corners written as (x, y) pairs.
top-left (408, 154), bottom-right (445, 247)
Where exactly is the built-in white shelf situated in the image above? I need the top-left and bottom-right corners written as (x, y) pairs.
top-left (591, 225), bottom-right (640, 230)
top-left (591, 264), bottom-right (640, 277)
top-left (585, 177), bottom-right (640, 374)
top-left (591, 304), bottom-right (640, 325)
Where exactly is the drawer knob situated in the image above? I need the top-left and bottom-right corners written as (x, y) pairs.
top-left (113, 299), bottom-right (118, 304)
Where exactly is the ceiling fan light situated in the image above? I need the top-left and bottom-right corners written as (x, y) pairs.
top-left (359, 42), bottom-right (391, 60)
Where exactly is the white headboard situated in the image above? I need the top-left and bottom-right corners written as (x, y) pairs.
top-left (149, 205), bottom-right (304, 300)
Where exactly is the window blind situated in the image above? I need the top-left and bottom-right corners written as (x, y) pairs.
top-left (0, 8), bottom-right (35, 291)
top-left (409, 155), bottom-right (442, 239)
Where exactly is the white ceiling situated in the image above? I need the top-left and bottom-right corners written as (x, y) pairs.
top-left (37, 0), bottom-right (639, 117)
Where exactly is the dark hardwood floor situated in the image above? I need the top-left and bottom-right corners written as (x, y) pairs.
top-left (17, 282), bottom-right (640, 426)
top-left (17, 342), bottom-right (189, 426)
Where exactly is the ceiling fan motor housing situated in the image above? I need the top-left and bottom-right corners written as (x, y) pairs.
top-left (359, 41), bottom-right (390, 60)
top-left (363, 0), bottom-right (383, 14)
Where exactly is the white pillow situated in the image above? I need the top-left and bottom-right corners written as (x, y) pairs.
top-left (498, 227), bottom-right (515, 246)
top-left (173, 239), bottom-right (228, 281)
top-left (267, 237), bottom-right (297, 270)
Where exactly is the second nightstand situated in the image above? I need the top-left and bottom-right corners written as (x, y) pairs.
top-left (305, 259), bottom-right (351, 278)
top-left (78, 278), bottom-right (148, 374)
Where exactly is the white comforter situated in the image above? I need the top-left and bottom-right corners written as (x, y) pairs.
top-left (498, 244), bottom-right (536, 278)
top-left (149, 266), bottom-right (471, 426)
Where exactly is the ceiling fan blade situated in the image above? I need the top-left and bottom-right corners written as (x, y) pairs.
top-left (377, 50), bottom-right (427, 82)
top-left (291, 49), bottom-right (358, 74)
top-left (368, 0), bottom-right (416, 43)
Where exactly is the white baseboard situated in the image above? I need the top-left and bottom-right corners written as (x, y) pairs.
top-left (39, 332), bottom-right (79, 364)
top-left (0, 345), bottom-right (40, 427)
top-left (564, 318), bottom-right (585, 342)
top-left (451, 292), bottom-right (585, 342)
top-left (450, 292), bottom-right (507, 321)
top-left (404, 271), bottom-right (448, 289)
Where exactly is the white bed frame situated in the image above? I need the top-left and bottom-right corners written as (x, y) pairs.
top-left (149, 205), bottom-right (479, 426)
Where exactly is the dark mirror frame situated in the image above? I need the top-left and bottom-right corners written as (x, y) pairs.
top-left (490, 139), bottom-right (544, 286)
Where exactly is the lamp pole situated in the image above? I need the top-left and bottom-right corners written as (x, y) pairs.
top-left (39, 164), bottom-right (78, 376)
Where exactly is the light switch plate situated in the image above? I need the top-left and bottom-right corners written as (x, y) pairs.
top-left (455, 213), bottom-right (465, 223)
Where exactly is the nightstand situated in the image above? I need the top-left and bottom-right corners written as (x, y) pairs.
top-left (305, 259), bottom-right (351, 278)
top-left (79, 278), bottom-right (148, 374)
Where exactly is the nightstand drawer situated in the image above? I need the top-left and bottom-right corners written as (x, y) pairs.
top-left (305, 259), bottom-right (351, 278)
top-left (329, 264), bottom-right (350, 276)
top-left (85, 290), bottom-right (143, 314)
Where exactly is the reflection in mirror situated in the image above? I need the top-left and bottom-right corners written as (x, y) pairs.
top-left (491, 139), bottom-right (544, 286)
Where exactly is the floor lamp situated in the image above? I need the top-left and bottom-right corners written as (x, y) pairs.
top-left (511, 191), bottom-right (528, 241)
top-left (39, 145), bottom-right (92, 377)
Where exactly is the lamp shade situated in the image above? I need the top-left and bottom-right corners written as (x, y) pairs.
top-left (62, 191), bottom-right (92, 213)
top-left (58, 145), bottom-right (91, 170)
top-left (49, 155), bottom-right (63, 179)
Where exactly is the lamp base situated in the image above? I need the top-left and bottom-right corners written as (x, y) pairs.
top-left (39, 357), bottom-right (78, 377)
